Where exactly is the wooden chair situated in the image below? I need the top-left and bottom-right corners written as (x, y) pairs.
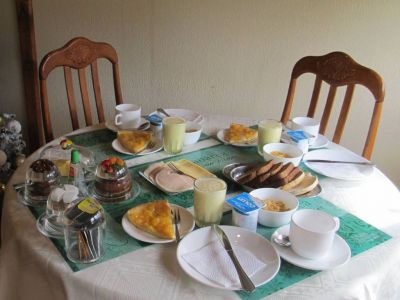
top-left (39, 37), bottom-right (123, 142)
top-left (281, 51), bottom-right (384, 159)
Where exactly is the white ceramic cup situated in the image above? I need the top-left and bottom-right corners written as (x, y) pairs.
top-left (114, 104), bottom-right (141, 129)
top-left (289, 209), bottom-right (340, 259)
top-left (289, 117), bottom-right (320, 146)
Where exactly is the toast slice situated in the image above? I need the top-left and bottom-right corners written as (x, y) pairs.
top-left (127, 200), bottom-right (174, 239)
top-left (264, 167), bottom-right (303, 188)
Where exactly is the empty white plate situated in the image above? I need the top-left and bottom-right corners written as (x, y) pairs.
top-left (121, 204), bottom-right (195, 244)
top-left (303, 149), bottom-right (374, 180)
top-left (271, 224), bottom-right (351, 271)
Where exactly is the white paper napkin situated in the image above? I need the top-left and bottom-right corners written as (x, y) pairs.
top-left (182, 240), bottom-right (266, 287)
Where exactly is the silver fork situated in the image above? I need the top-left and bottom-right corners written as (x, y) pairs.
top-left (172, 208), bottom-right (181, 243)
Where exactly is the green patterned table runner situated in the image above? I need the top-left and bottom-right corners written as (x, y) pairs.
top-left (27, 132), bottom-right (391, 298)
top-left (67, 128), bottom-right (210, 162)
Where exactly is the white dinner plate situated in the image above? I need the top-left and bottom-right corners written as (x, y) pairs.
top-left (271, 224), bottom-right (351, 271)
top-left (105, 118), bottom-right (150, 132)
top-left (303, 149), bottom-right (374, 180)
top-left (122, 204), bottom-right (195, 244)
top-left (309, 134), bottom-right (329, 149)
top-left (216, 129), bottom-right (257, 147)
top-left (177, 226), bottom-right (280, 290)
top-left (150, 108), bottom-right (204, 124)
top-left (112, 138), bottom-right (163, 156)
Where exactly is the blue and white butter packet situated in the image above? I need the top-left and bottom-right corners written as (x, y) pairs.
top-left (286, 130), bottom-right (312, 143)
top-left (145, 114), bottom-right (163, 124)
top-left (225, 192), bottom-right (264, 214)
top-left (283, 130), bottom-right (311, 153)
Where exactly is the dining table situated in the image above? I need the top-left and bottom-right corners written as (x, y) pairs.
top-left (1, 113), bottom-right (400, 300)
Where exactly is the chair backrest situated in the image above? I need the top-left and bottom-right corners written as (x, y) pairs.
top-left (281, 51), bottom-right (384, 159)
top-left (39, 37), bottom-right (123, 142)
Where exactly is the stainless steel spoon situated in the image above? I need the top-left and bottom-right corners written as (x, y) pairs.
top-left (273, 234), bottom-right (291, 247)
top-left (157, 108), bottom-right (170, 117)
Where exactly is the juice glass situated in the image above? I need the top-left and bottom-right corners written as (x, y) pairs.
top-left (162, 117), bottom-right (186, 154)
top-left (194, 177), bottom-right (227, 227)
top-left (258, 119), bottom-right (282, 155)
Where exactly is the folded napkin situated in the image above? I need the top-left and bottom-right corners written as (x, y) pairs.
top-left (182, 240), bottom-right (266, 288)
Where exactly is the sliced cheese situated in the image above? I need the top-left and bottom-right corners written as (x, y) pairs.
top-left (172, 159), bottom-right (215, 179)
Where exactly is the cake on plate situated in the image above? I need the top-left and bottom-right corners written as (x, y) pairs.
top-left (94, 157), bottom-right (132, 202)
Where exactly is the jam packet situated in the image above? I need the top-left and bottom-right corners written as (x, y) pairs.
top-left (225, 192), bottom-right (264, 214)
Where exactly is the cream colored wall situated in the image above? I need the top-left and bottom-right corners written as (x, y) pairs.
top-left (1, 0), bottom-right (399, 186)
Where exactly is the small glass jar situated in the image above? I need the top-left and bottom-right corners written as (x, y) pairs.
top-left (93, 157), bottom-right (132, 203)
top-left (64, 197), bottom-right (106, 263)
top-left (24, 159), bottom-right (61, 207)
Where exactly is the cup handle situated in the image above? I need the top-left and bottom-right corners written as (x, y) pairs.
top-left (115, 114), bottom-right (122, 125)
top-left (333, 217), bottom-right (340, 232)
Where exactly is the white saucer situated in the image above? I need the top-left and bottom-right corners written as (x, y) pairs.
top-left (216, 129), bottom-right (257, 147)
top-left (271, 224), bottom-right (351, 271)
top-left (105, 118), bottom-right (150, 132)
top-left (309, 134), bottom-right (329, 149)
top-left (121, 204), bottom-right (195, 243)
top-left (112, 138), bottom-right (163, 156)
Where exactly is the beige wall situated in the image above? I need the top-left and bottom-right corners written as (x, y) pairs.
top-left (1, 0), bottom-right (399, 186)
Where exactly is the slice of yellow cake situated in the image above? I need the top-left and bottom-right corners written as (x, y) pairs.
top-left (117, 130), bottom-right (152, 153)
top-left (224, 123), bottom-right (257, 143)
top-left (127, 200), bottom-right (174, 239)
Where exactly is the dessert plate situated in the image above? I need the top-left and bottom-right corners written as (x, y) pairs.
top-left (309, 134), bottom-right (329, 149)
top-left (271, 224), bottom-right (351, 271)
top-left (105, 118), bottom-right (150, 132)
top-left (90, 180), bottom-right (141, 204)
top-left (177, 225), bottom-right (280, 290)
top-left (112, 138), bottom-right (163, 156)
top-left (216, 129), bottom-right (257, 147)
top-left (149, 108), bottom-right (204, 124)
top-left (303, 149), bottom-right (374, 180)
top-left (122, 204), bottom-right (195, 244)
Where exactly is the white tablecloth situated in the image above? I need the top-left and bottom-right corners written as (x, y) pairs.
top-left (1, 114), bottom-right (400, 300)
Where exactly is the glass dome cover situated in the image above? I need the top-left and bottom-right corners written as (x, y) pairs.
top-left (39, 139), bottom-right (96, 177)
top-left (92, 157), bottom-right (133, 203)
top-left (24, 158), bottom-right (61, 206)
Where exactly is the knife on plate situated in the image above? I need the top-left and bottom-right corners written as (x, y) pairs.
top-left (303, 159), bottom-right (375, 166)
top-left (212, 224), bottom-right (256, 292)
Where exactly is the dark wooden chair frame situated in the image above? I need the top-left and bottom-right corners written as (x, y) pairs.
top-left (39, 37), bottom-right (123, 142)
top-left (281, 51), bottom-right (385, 159)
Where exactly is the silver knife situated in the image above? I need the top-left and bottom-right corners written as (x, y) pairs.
top-left (304, 159), bottom-right (375, 166)
top-left (212, 224), bottom-right (256, 292)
